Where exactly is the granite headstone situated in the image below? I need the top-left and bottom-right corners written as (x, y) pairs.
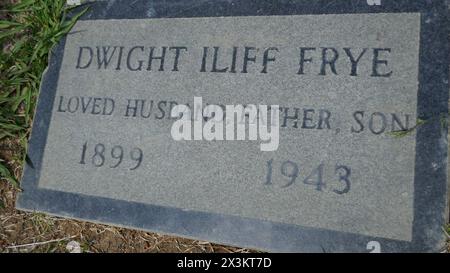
top-left (17, 0), bottom-right (449, 252)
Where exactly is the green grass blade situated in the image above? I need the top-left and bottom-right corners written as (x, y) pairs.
top-left (0, 162), bottom-right (19, 188)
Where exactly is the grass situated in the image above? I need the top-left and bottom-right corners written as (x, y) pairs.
top-left (0, 0), bottom-right (88, 187)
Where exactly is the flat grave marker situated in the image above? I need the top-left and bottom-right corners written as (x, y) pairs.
top-left (17, 0), bottom-right (449, 252)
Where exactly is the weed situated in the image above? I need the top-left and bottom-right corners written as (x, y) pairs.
top-left (388, 118), bottom-right (427, 138)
